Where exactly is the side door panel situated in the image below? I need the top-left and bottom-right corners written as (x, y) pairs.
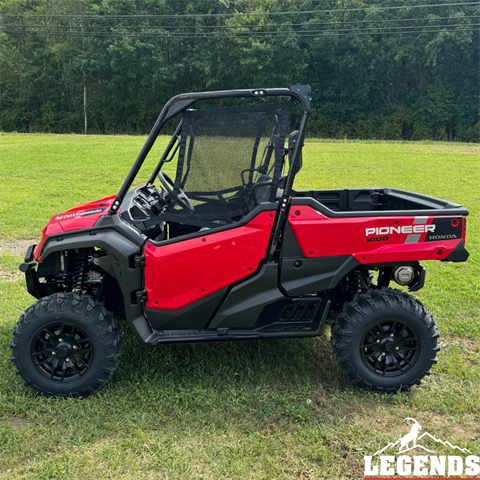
top-left (144, 211), bottom-right (275, 312)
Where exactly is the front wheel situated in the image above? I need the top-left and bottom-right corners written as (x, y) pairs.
top-left (331, 288), bottom-right (440, 392)
top-left (10, 293), bottom-right (121, 397)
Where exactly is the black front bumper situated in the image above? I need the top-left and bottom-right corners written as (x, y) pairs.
top-left (19, 244), bottom-right (43, 299)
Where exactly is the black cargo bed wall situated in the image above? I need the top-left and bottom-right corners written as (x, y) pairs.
top-left (291, 188), bottom-right (463, 213)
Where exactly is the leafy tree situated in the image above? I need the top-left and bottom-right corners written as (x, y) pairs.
top-left (0, 0), bottom-right (478, 140)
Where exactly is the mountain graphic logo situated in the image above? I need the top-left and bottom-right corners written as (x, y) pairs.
top-left (373, 418), bottom-right (472, 456)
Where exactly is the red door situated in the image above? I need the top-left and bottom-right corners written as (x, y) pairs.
top-left (143, 211), bottom-right (275, 310)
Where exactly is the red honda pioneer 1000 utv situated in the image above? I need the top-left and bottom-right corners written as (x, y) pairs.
top-left (12, 86), bottom-right (469, 397)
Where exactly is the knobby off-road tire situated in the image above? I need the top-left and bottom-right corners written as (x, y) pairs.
top-left (331, 288), bottom-right (440, 392)
top-left (10, 293), bottom-right (121, 397)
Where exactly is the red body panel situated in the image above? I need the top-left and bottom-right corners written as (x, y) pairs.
top-left (144, 211), bottom-right (275, 310)
top-left (289, 206), bottom-right (464, 264)
top-left (33, 196), bottom-right (116, 261)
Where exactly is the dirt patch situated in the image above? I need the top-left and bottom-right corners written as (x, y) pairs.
top-left (442, 336), bottom-right (480, 355)
top-left (428, 413), bottom-right (480, 442)
top-left (363, 413), bottom-right (479, 448)
top-left (0, 264), bottom-right (23, 281)
top-left (0, 237), bottom-right (40, 257)
top-left (408, 146), bottom-right (480, 155)
top-left (9, 416), bottom-right (29, 430)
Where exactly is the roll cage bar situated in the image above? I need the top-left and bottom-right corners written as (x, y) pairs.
top-left (147, 120), bottom-right (183, 185)
top-left (108, 85), bottom-right (311, 216)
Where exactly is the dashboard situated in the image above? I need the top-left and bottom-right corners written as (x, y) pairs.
top-left (120, 185), bottom-right (168, 237)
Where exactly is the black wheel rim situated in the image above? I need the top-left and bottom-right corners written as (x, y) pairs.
top-left (360, 318), bottom-right (420, 377)
top-left (30, 322), bottom-right (94, 382)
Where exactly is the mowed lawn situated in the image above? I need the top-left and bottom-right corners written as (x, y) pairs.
top-left (0, 133), bottom-right (479, 480)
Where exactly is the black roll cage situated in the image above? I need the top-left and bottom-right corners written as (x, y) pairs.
top-left (148, 119), bottom-right (183, 185)
top-left (108, 85), bottom-right (311, 216)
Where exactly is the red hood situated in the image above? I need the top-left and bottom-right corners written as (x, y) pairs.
top-left (33, 195), bottom-right (116, 261)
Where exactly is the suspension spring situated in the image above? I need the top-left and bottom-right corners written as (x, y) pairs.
top-left (72, 248), bottom-right (92, 293)
top-left (350, 269), bottom-right (365, 293)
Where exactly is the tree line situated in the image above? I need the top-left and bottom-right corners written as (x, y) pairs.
top-left (1, 0), bottom-right (478, 141)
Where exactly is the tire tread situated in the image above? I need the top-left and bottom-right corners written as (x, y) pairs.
top-left (10, 293), bottom-right (121, 397)
top-left (330, 287), bottom-right (439, 393)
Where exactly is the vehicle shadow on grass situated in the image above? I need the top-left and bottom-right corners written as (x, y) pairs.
top-left (120, 324), bottom-right (341, 385)
top-left (109, 324), bottom-right (359, 423)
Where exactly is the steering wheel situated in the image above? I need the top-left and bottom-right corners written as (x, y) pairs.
top-left (157, 171), bottom-right (195, 213)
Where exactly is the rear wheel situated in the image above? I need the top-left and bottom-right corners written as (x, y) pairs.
top-left (10, 293), bottom-right (121, 397)
top-left (331, 288), bottom-right (439, 392)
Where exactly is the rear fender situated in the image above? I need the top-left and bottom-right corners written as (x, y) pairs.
top-left (288, 205), bottom-right (468, 264)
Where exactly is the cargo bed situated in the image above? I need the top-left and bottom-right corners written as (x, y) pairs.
top-left (291, 187), bottom-right (469, 217)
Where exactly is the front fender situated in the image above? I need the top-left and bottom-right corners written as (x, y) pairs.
top-left (39, 215), bottom-right (153, 344)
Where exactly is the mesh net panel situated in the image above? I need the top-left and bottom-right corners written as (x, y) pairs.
top-left (164, 100), bottom-right (293, 227)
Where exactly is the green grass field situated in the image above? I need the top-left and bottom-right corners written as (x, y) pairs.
top-left (0, 133), bottom-right (479, 479)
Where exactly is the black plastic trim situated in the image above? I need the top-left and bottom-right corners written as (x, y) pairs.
top-left (23, 263), bottom-right (43, 299)
top-left (145, 330), bottom-right (260, 345)
top-left (142, 297), bottom-right (330, 345)
top-left (24, 244), bottom-right (35, 263)
top-left (281, 255), bottom-right (361, 295)
top-left (255, 295), bottom-right (330, 335)
top-left (209, 264), bottom-right (284, 330)
top-left (282, 221), bottom-right (304, 257)
top-left (145, 287), bottom-right (228, 330)
top-left (409, 267), bottom-right (426, 292)
top-left (443, 240), bottom-right (470, 263)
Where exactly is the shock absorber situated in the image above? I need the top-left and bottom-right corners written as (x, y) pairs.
top-left (350, 269), bottom-right (366, 293)
top-left (72, 248), bottom-right (92, 293)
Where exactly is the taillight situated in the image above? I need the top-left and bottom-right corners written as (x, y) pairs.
top-left (463, 218), bottom-right (467, 246)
